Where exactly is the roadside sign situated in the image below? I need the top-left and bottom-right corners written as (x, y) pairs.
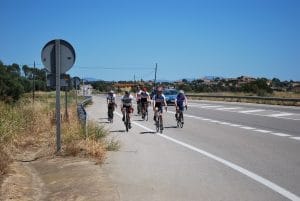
top-left (41, 39), bottom-right (76, 153)
top-left (73, 76), bottom-right (81, 87)
top-left (41, 39), bottom-right (76, 74)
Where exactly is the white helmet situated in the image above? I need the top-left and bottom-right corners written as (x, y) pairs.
top-left (179, 90), bottom-right (184, 94)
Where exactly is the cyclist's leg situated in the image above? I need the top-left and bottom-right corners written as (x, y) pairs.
top-left (121, 105), bottom-right (125, 121)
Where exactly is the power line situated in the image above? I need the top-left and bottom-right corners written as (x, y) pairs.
top-left (73, 66), bottom-right (153, 70)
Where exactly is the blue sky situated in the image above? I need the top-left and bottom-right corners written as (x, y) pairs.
top-left (0, 0), bottom-right (299, 81)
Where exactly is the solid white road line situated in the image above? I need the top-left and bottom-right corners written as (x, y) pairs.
top-left (121, 116), bottom-right (300, 201)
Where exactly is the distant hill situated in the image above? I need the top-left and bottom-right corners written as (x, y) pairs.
top-left (83, 77), bottom-right (99, 82)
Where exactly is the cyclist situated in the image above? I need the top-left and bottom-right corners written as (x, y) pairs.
top-left (175, 90), bottom-right (188, 123)
top-left (121, 91), bottom-right (134, 129)
top-left (152, 87), bottom-right (167, 128)
top-left (107, 90), bottom-right (117, 121)
top-left (140, 87), bottom-right (150, 119)
top-left (136, 86), bottom-right (142, 114)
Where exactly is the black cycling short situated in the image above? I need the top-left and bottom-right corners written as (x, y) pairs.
top-left (154, 103), bottom-right (163, 113)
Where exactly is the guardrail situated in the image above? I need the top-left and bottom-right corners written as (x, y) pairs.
top-left (77, 96), bottom-right (92, 125)
top-left (186, 94), bottom-right (300, 106)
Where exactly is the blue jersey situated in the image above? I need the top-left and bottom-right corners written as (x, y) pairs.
top-left (176, 94), bottom-right (186, 105)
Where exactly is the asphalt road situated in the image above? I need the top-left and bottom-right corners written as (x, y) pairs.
top-left (86, 95), bottom-right (300, 201)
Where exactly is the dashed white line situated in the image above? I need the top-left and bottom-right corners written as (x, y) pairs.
top-left (217, 107), bottom-right (241, 110)
top-left (228, 124), bottom-right (242, 127)
top-left (290, 137), bottom-right (300, 141)
top-left (209, 120), bottom-right (221, 123)
top-left (270, 133), bottom-right (292, 137)
top-left (201, 105), bottom-right (224, 108)
top-left (166, 111), bottom-right (297, 141)
top-left (219, 122), bottom-right (231, 125)
top-left (254, 129), bottom-right (272, 133)
top-left (239, 109), bottom-right (265, 113)
top-left (240, 126), bottom-right (256, 130)
top-left (267, 113), bottom-right (293, 117)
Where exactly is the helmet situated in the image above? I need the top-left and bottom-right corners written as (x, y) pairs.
top-left (179, 90), bottom-right (184, 94)
top-left (109, 90), bottom-right (114, 94)
top-left (125, 91), bottom-right (129, 95)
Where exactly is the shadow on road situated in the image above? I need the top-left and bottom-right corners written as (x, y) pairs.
top-left (164, 126), bottom-right (178, 129)
top-left (140, 131), bottom-right (156, 134)
top-left (110, 130), bottom-right (126, 133)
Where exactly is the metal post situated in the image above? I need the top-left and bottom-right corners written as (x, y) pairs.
top-left (33, 61), bottom-right (36, 103)
top-left (154, 63), bottom-right (157, 87)
top-left (75, 82), bottom-right (78, 106)
top-left (55, 40), bottom-right (61, 153)
top-left (65, 89), bottom-right (68, 120)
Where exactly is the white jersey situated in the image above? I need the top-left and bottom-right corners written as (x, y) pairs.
top-left (121, 94), bottom-right (134, 106)
top-left (107, 94), bottom-right (116, 103)
top-left (136, 90), bottom-right (143, 101)
top-left (140, 91), bottom-right (150, 99)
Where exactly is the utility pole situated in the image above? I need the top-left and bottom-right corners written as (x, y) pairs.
top-left (154, 63), bottom-right (157, 87)
top-left (33, 61), bottom-right (36, 103)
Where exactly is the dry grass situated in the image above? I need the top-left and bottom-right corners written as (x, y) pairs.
top-left (0, 91), bottom-right (118, 176)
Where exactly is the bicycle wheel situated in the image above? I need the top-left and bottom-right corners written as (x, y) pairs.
top-left (179, 112), bottom-right (183, 128)
top-left (176, 112), bottom-right (180, 128)
top-left (159, 116), bottom-right (163, 133)
top-left (155, 116), bottom-right (159, 133)
top-left (145, 109), bottom-right (148, 121)
top-left (125, 112), bottom-right (129, 132)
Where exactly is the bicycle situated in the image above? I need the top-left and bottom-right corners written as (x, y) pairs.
top-left (141, 102), bottom-right (149, 121)
top-left (154, 107), bottom-right (166, 133)
top-left (107, 103), bottom-right (115, 123)
top-left (124, 107), bottom-right (131, 132)
top-left (175, 105), bottom-right (187, 128)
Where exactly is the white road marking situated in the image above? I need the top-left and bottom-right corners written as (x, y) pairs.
top-left (228, 124), bottom-right (243, 127)
top-left (209, 120), bottom-right (221, 123)
top-left (219, 122), bottom-right (231, 125)
top-left (166, 111), bottom-right (296, 140)
top-left (126, 118), bottom-right (300, 201)
top-left (240, 126), bottom-right (256, 130)
top-left (239, 109), bottom-right (265, 113)
top-left (290, 137), bottom-right (300, 141)
top-left (200, 105), bottom-right (224, 108)
top-left (267, 113), bottom-right (293, 117)
top-left (217, 107), bottom-right (241, 110)
top-left (254, 129), bottom-right (272, 133)
top-left (270, 133), bottom-right (292, 137)
top-left (182, 101), bottom-right (300, 121)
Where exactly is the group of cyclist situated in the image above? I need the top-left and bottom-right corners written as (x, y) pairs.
top-left (106, 86), bottom-right (188, 131)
